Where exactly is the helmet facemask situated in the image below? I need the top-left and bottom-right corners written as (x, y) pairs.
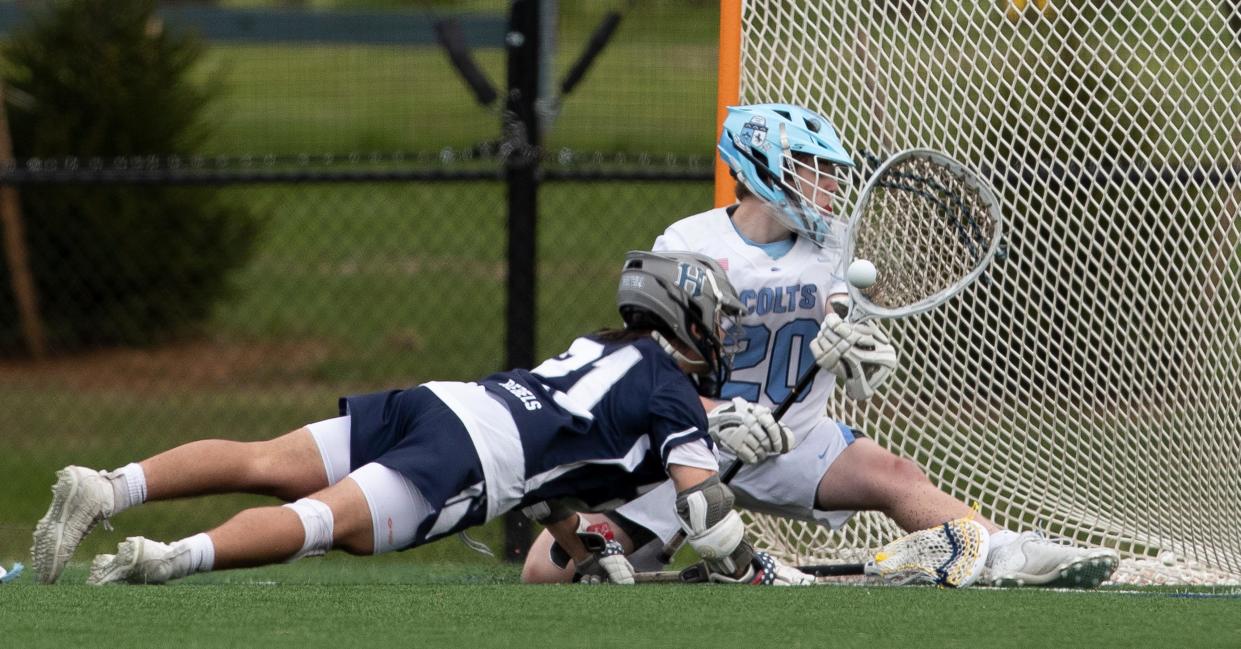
top-left (679, 270), bottom-right (744, 398)
top-left (769, 146), bottom-right (855, 249)
top-left (717, 104), bottom-right (857, 249)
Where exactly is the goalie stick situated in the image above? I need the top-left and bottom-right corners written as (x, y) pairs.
top-left (762, 148), bottom-right (1004, 427)
top-left (636, 517), bottom-right (990, 587)
top-left (648, 149), bottom-right (1005, 569)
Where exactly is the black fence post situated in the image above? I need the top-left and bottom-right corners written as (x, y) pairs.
top-left (502, 0), bottom-right (539, 563)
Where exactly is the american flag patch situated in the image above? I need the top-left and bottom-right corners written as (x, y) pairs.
top-left (716, 258), bottom-right (729, 271)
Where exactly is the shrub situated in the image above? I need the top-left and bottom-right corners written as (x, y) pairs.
top-left (0, 0), bottom-right (258, 353)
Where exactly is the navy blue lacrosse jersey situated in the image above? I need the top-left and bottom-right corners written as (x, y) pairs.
top-left (481, 334), bottom-right (713, 511)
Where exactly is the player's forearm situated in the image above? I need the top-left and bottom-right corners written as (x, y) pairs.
top-left (668, 464), bottom-right (717, 492)
top-left (544, 513), bottom-right (590, 562)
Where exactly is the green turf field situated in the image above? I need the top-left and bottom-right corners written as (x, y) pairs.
top-left (1, 559), bottom-right (1239, 649)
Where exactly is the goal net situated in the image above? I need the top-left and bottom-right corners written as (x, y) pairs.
top-left (732, 0), bottom-right (1241, 585)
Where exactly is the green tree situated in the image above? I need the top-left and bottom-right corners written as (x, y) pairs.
top-left (0, 0), bottom-right (258, 353)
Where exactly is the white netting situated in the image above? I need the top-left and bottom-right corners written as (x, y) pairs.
top-left (737, 0), bottom-right (1241, 585)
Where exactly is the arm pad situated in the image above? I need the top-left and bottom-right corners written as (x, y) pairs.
top-left (675, 476), bottom-right (752, 574)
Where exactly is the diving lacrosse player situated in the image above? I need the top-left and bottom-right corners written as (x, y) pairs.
top-left (31, 251), bottom-right (812, 587)
top-left (522, 103), bottom-right (1120, 588)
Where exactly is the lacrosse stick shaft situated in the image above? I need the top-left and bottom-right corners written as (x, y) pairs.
top-left (798, 562), bottom-right (866, 576)
top-left (770, 362), bottom-right (819, 422)
top-left (634, 561), bottom-right (867, 584)
top-left (633, 569), bottom-right (700, 584)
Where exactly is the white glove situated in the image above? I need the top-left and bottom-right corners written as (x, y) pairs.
top-left (707, 397), bottom-right (795, 464)
top-left (809, 313), bottom-right (898, 400)
top-left (707, 551), bottom-right (815, 586)
top-left (574, 539), bottom-right (636, 585)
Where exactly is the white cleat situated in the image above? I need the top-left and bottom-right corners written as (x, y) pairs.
top-left (986, 531), bottom-right (1119, 588)
top-left (87, 537), bottom-right (188, 585)
top-left (31, 466), bottom-right (116, 584)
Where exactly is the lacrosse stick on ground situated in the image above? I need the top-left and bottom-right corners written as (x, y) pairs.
top-left (636, 516), bottom-right (990, 587)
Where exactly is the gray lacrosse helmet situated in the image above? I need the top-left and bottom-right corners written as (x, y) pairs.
top-left (617, 250), bottom-right (745, 397)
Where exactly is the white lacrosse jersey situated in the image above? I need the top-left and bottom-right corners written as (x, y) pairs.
top-left (653, 207), bottom-right (847, 438)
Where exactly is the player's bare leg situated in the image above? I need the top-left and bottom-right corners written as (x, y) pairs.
top-left (816, 439), bottom-right (1117, 587)
top-left (142, 427), bottom-right (329, 501)
top-left (32, 427), bottom-right (328, 583)
top-left (208, 475), bottom-right (374, 568)
top-left (521, 513), bottom-right (639, 583)
top-left (88, 477), bottom-right (373, 585)
top-left (814, 438), bottom-right (999, 533)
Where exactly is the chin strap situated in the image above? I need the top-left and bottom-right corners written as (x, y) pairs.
top-left (651, 331), bottom-right (708, 372)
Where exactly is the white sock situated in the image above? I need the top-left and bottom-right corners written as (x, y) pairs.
top-left (988, 529), bottom-right (1020, 559)
top-left (107, 463), bottom-right (147, 514)
top-left (174, 533), bottom-right (215, 574)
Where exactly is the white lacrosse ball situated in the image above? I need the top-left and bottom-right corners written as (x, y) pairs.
top-left (847, 259), bottom-right (877, 289)
top-left (1159, 551), bottom-right (1177, 567)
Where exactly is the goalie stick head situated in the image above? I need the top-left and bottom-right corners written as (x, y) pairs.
top-left (718, 103), bottom-right (855, 248)
top-left (864, 517), bottom-right (990, 588)
top-left (617, 250), bottom-right (744, 397)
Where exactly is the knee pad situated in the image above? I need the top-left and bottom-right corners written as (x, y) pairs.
top-left (284, 497), bottom-right (334, 561)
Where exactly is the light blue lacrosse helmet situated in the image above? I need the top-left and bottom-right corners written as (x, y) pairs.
top-left (717, 103), bottom-right (855, 247)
